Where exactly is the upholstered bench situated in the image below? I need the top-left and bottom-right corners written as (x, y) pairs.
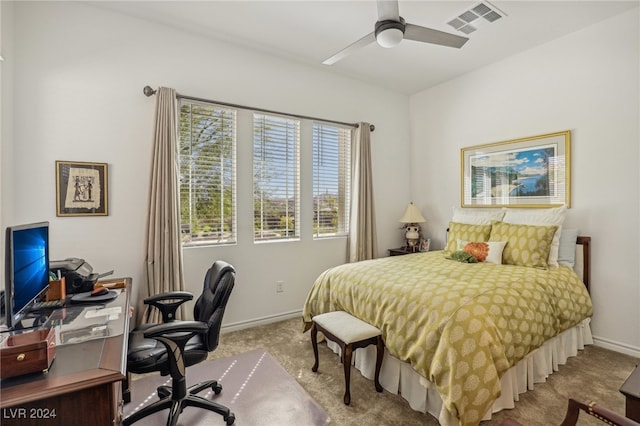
top-left (310, 311), bottom-right (384, 405)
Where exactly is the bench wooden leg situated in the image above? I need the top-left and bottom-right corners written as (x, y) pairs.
top-left (374, 336), bottom-right (384, 393)
top-left (311, 323), bottom-right (319, 373)
top-left (343, 344), bottom-right (352, 405)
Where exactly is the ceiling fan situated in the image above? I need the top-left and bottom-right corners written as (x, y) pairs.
top-left (323, 0), bottom-right (469, 65)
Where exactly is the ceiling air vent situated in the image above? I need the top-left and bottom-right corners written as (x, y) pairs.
top-left (446, 1), bottom-right (506, 35)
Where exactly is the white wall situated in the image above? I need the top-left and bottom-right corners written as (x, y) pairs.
top-left (409, 8), bottom-right (640, 356)
top-left (1, 1), bottom-right (14, 254)
top-left (4, 2), bottom-right (411, 327)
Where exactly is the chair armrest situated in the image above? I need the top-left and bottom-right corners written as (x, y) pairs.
top-left (144, 291), bottom-right (193, 304)
top-left (560, 398), bottom-right (640, 426)
top-left (144, 291), bottom-right (193, 323)
top-left (142, 320), bottom-right (208, 380)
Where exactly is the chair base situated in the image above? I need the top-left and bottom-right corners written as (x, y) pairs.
top-left (123, 380), bottom-right (235, 426)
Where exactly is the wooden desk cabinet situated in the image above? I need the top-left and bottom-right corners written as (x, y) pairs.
top-left (0, 278), bottom-right (131, 426)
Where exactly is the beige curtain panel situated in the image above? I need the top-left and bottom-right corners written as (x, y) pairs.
top-left (348, 122), bottom-right (377, 262)
top-left (140, 87), bottom-right (186, 325)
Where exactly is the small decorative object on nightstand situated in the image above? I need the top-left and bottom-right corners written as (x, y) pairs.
top-left (399, 202), bottom-right (426, 252)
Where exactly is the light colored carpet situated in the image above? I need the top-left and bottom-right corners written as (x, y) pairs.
top-left (133, 317), bottom-right (639, 425)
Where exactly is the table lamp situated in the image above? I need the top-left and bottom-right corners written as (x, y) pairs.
top-left (399, 202), bottom-right (426, 252)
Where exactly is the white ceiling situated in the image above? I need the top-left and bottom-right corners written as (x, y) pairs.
top-left (93, 1), bottom-right (639, 95)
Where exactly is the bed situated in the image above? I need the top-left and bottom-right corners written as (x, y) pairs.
top-left (302, 210), bottom-right (593, 426)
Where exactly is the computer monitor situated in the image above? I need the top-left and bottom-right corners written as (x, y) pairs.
top-left (4, 221), bottom-right (50, 329)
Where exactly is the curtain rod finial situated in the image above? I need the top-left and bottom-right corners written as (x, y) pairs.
top-left (356, 123), bottom-right (376, 132)
top-left (143, 86), bottom-right (156, 97)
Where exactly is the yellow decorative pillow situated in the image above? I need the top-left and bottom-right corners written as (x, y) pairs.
top-left (502, 206), bottom-right (567, 267)
top-left (445, 222), bottom-right (492, 255)
top-left (488, 221), bottom-right (558, 269)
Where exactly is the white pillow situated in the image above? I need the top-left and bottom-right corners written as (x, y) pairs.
top-left (502, 205), bottom-right (567, 267)
top-left (451, 207), bottom-right (505, 225)
top-left (558, 228), bottom-right (579, 268)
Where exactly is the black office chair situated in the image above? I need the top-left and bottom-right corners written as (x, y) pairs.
top-left (124, 261), bottom-right (236, 426)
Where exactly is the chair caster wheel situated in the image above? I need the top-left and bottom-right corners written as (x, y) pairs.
top-left (225, 413), bottom-right (235, 425)
top-left (213, 383), bottom-right (223, 394)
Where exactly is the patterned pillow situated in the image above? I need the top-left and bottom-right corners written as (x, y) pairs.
top-left (488, 221), bottom-right (558, 269)
top-left (445, 222), bottom-right (492, 254)
top-left (457, 240), bottom-right (507, 264)
top-left (502, 206), bottom-right (567, 267)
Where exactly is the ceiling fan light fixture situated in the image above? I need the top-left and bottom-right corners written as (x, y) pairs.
top-left (375, 19), bottom-right (405, 48)
top-left (323, 1), bottom-right (469, 65)
top-left (376, 27), bottom-right (403, 48)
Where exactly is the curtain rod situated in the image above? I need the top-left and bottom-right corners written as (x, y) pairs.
top-left (143, 86), bottom-right (374, 132)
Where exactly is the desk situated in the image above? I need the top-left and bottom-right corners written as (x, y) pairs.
top-left (0, 278), bottom-right (131, 426)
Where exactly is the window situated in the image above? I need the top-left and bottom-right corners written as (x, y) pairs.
top-left (312, 123), bottom-right (351, 238)
top-left (178, 101), bottom-right (236, 246)
top-left (178, 100), bottom-right (351, 245)
top-left (253, 114), bottom-right (300, 242)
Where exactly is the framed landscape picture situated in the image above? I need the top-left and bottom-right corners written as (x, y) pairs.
top-left (461, 130), bottom-right (570, 208)
top-left (56, 160), bottom-right (109, 216)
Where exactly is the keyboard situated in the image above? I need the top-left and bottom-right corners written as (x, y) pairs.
top-left (30, 299), bottom-right (66, 312)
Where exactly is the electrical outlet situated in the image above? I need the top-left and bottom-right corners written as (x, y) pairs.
top-left (276, 281), bottom-right (284, 293)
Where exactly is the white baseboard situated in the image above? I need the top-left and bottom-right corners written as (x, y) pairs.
top-left (221, 309), bottom-right (302, 333)
top-left (593, 335), bottom-right (640, 358)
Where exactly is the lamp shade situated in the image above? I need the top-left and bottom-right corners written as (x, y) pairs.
top-left (399, 202), bottom-right (426, 223)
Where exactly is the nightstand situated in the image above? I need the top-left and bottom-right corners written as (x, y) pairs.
top-left (388, 247), bottom-right (419, 256)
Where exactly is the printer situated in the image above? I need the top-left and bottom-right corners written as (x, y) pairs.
top-left (49, 258), bottom-right (113, 294)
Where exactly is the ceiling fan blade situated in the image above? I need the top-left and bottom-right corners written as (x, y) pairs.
top-left (322, 32), bottom-right (376, 65)
top-left (404, 23), bottom-right (469, 48)
top-left (376, 0), bottom-right (400, 21)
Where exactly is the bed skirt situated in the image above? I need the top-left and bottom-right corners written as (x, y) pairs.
top-left (325, 318), bottom-right (593, 425)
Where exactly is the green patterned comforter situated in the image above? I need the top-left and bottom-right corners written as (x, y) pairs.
top-left (302, 251), bottom-right (593, 426)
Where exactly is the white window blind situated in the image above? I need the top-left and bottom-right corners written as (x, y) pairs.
top-left (253, 114), bottom-right (300, 242)
top-left (178, 100), bottom-right (237, 246)
top-left (312, 123), bottom-right (351, 238)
